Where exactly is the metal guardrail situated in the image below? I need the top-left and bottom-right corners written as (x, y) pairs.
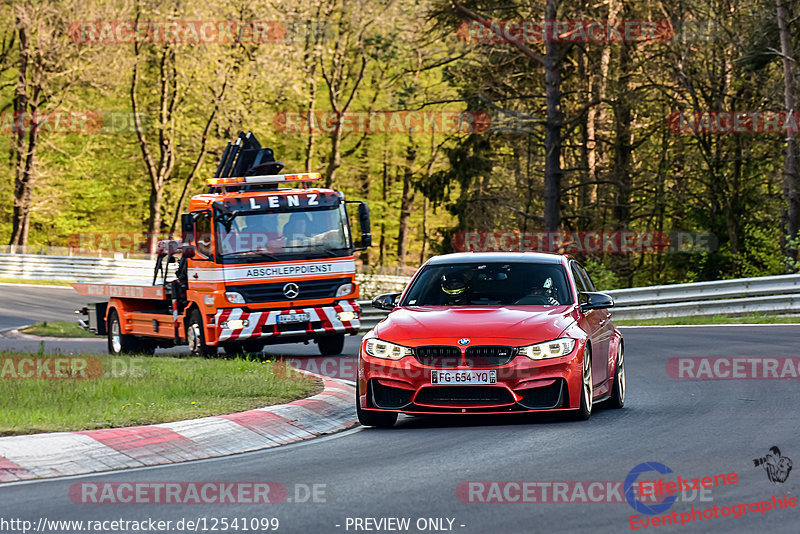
top-left (2, 253), bottom-right (798, 326)
top-left (357, 273), bottom-right (800, 329)
top-left (604, 274), bottom-right (800, 320)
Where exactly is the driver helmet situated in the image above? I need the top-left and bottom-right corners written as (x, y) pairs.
top-left (441, 273), bottom-right (467, 296)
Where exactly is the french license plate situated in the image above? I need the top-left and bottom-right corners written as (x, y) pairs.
top-left (431, 370), bottom-right (497, 385)
top-left (277, 312), bottom-right (311, 324)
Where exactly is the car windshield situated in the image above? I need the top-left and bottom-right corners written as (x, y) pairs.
top-left (400, 262), bottom-right (573, 306)
top-left (217, 205), bottom-right (350, 256)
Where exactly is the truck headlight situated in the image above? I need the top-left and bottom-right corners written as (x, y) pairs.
top-left (337, 310), bottom-right (356, 322)
top-left (517, 338), bottom-right (576, 360)
top-left (364, 338), bottom-right (413, 360)
top-left (225, 292), bottom-right (246, 304)
top-left (335, 283), bottom-right (354, 297)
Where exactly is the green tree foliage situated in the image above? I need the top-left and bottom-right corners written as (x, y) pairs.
top-left (0, 0), bottom-right (798, 286)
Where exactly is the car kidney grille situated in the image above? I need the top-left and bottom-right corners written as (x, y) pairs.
top-left (464, 346), bottom-right (516, 367)
top-left (414, 346), bottom-right (462, 367)
top-left (232, 277), bottom-right (349, 303)
top-left (414, 386), bottom-right (513, 405)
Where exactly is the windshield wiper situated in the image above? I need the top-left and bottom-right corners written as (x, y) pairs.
top-left (224, 250), bottom-right (278, 260)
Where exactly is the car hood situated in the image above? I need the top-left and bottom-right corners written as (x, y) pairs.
top-left (374, 306), bottom-right (578, 346)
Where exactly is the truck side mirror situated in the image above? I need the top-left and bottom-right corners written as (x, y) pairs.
top-left (358, 203), bottom-right (372, 248)
top-left (181, 245), bottom-right (196, 258)
top-left (181, 213), bottom-right (195, 241)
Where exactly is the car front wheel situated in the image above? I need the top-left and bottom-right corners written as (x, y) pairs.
top-left (572, 345), bottom-right (593, 420)
top-left (606, 344), bottom-right (625, 409)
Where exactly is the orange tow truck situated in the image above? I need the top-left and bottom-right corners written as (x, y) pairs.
top-left (75, 132), bottom-right (371, 356)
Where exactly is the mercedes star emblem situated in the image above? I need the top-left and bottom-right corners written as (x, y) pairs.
top-left (283, 283), bottom-right (300, 299)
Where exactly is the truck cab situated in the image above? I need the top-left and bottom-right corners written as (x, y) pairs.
top-left (179, 172), bottom-right (370, 356)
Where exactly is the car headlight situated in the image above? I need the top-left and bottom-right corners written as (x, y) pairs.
top-left (364, 338), bottom-right (413, 360)
top-left (225, 292), bottom-right (246, 304)
top-left (517, 338), bottom-right (576, 360)
top-left (335, 283), bottom-right (354, 297)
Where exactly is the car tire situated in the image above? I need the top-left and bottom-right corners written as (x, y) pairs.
top-left (572, 345), bottom-right (593, 420)
top-left (107, 308), bottom-right (137, 355)
top-left (318, 334), bottom-right (345, 356)
top-left (606, 344), bottom-right (625, 409)
top-left (356, 382), bottom-right (397, 428)
top-left (186, 309), bottom-right (217, 358)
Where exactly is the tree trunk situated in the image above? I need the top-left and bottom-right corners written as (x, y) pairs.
top-left (420, 196), bottom-right (429, 263)
top-left (777, 0), bottom-right (800, 264)
top-left (9, 19), bottom-right (34, 251)
top-left (397, 145), bottom-right (416, 264)
top-left (543, 0), bottom-right (562, 232)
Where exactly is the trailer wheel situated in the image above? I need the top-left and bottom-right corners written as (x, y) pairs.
top-left (318, 334), bottom-right (345, 356)
top-left (187, 309), bottom-right (217, 358)
top-left (107, 309), bottom-right (137, 355)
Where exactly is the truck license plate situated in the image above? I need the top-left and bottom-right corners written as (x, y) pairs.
top-left (430, 370), bottom-right (497, 385)
top-left (277, 313), bottom-right (311, 324)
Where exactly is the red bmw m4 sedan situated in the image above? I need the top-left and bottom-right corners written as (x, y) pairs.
top-left (356, 252), bottom-right (625, 427)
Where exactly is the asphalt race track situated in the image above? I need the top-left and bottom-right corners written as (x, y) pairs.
top-left (1, 285), bottom-right (799, 533)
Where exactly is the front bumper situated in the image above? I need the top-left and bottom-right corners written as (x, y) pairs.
top-left (213, 300), bottom-right (360, 344)
top-left (357, 343), bottom-right (585, 414)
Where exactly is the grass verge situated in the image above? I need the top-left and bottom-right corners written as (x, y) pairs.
top-left (0, 277), bottom-right (73, 286)
top-left (0, 352), bottom-right (321, 436)
top-left (616, 313), bottom-right (800, 326)
top-left (20, 320), bottom-right (97, 338)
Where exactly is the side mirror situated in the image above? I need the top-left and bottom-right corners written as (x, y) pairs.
top-left (372, 292), bottom-right (400, 311)
top-left (181, 245), bottom-right (196, 259)
top-left (181, 213), bottom-right (195, 241)
top-left (358, 203), bottom-right (372, 248)
top-left (580, 292), bottom-right (615, 312)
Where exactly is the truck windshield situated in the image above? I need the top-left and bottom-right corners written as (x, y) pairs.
top-left (217, 205), bottom-right (351, 257)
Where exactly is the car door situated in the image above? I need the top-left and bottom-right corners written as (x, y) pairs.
top-left (570, 262), bottom-right (606, 393)
top-left (576, 262), bottom-right (613, 390)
